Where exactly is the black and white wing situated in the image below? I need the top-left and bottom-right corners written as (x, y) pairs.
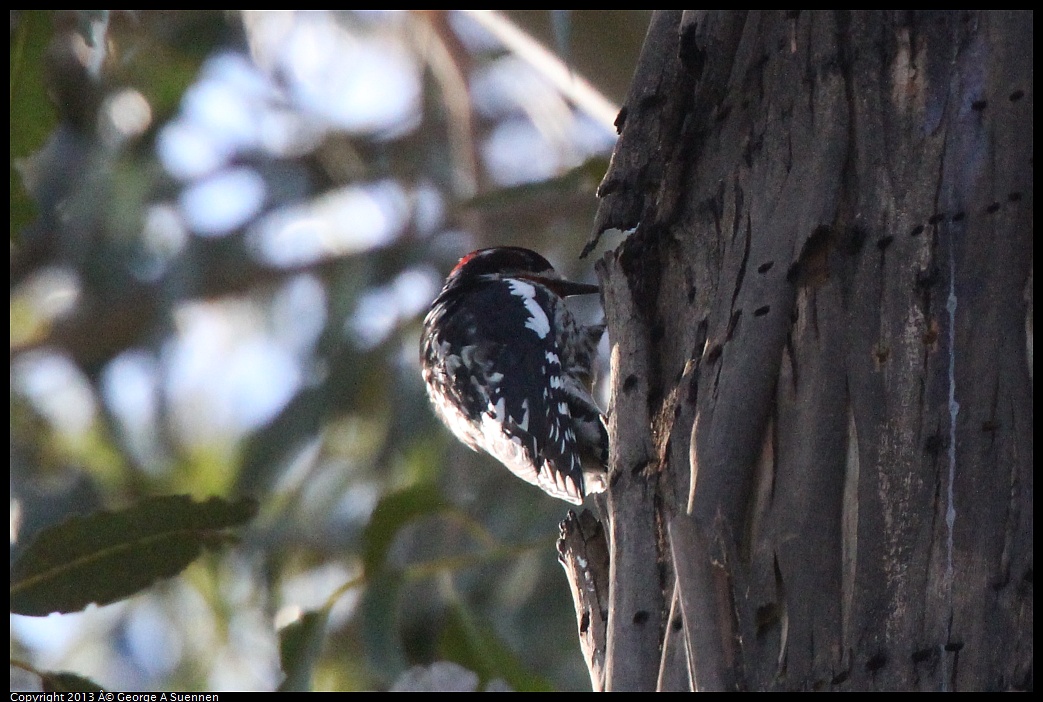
top-left (421, 276), bottom-right (587, 504)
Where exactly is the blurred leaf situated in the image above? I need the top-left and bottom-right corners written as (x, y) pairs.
top-left (9, 12), bottom-right (56, 158)
top-left (10, 494), bottom-right (258, 616)
top-left (361, 483), bottom-right (446, 577)
top-left (236, 386), bottom-right (327, 495)
top-left (40, 670), bottom-right (108, 693)
top-left (10, 11), bottom-right (57, 241)
top-left (120, 12), bottom-right (227, 122)
top-left (440, 600), bottom-right (553, 692)
top-left (278, 609), bottom-right (330, 692)
top-left (461, 156), bottom-right (608, 212)
top-left (359, 569), bottom-right (408, 682)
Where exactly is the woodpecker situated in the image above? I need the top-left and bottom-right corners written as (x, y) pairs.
top-left (420, 247), bottom-right (608, 504)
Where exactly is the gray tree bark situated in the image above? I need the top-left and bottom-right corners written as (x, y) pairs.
top-left (569, 10), bottom-right (1032, 691)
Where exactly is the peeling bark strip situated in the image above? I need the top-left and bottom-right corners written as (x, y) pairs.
top-left (586, 10), bottom-right (1032, 691)
top-left (595, 252), bottom-right (664, 691)
top-left (557, 510), bottom-right (611, 691)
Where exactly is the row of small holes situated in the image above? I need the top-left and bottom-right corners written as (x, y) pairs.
top-left (970, 89), bottom-right (1027, 108)
top-left (909, 194), bottom-right (1024, 236)
top-left (716, 175), bottom-right (1027, 330)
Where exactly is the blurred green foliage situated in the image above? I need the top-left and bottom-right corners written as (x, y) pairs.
top-left (9, 10), bottom-right (649, 691)
top-left (10, 495), bottom-right (257, 616)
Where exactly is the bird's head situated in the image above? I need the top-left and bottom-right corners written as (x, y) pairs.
top-left (445, 247), bottom-right (599, 297)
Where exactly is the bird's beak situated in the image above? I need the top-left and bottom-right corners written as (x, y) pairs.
top-left (553, 280), bottom-right (600, 297)
top-left (522, 273), bottom-right (600, 298)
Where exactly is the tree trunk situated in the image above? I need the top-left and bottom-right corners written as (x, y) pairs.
top-left (570, 10), bottom-right (1032, 691)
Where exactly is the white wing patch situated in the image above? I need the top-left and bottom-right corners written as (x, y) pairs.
top-left (506, 279), bottom-right (550, 339)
